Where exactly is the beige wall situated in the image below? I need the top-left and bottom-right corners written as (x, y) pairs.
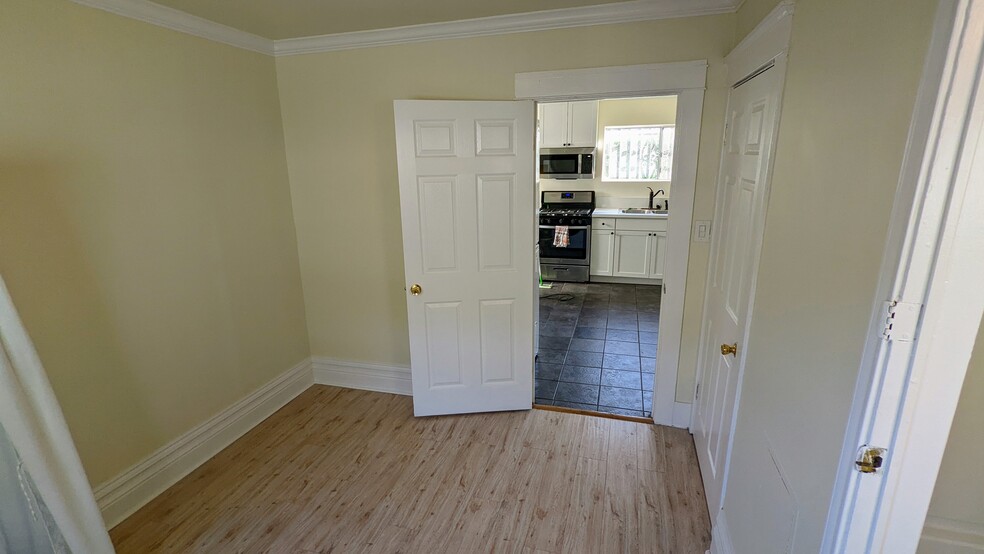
top-left (721, 0), bottom-right (937, 551)
top-left (0, 0), bottom-right (309, 485)
top-left (735, 0), bottom-right (783, 43)
top-left (276, 16), bottom-right (735, 403)
top-left (540, 96), bottom-right (677, 201)
top-left (920, 321), bottom-right (984, 551)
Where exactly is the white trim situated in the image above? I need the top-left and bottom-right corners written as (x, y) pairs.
top-left (312, 357), bottom-right (413, 396)
top-left (823, 0), bottom-right (958, 547)
top-left (515, 61), bottom-right (708, 100)
top-left (921, 517), bottom-right (984, 552)
top-left (825, 0), bottom-right (984, 551)
top-left (672, 401), bottom-right (692, 429)
top-left (651, 87), bottom-right (702, 427)
top-left (69, 0), bottom-right (274, 55)
top-left (710, 510), bottom-right (736, 554)
top-left (92, 358), bottom-right (313, 528)
top-left (274, 0), bottom-right (738, 56)
top-left (724, 1), bottom-right (794, 84)
top-left (70, 0), bottom-right (741, 57)
top-left (517, 62), bottom-right (706, 427)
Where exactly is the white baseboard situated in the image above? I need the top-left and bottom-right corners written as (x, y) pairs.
top-left (312, 357), bottom-right (412, 396)
top-left (93, 358), bottom-right (313, 528)
top-left (920, 517), bottom-right (984, 553)
top-left (710, 510), bottom-right (735, 554)
top-left (672, 401), bottom-right (692, 429)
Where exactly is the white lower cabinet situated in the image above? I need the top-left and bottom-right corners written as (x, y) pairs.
top-left (591, 216), bottom-right (667, 281)
top-left (613, 230), bottom-right (652, 278)
top-left (590, 229), bottom-right (615, 276)
top-left (650, 231), bottom-right (667, 280)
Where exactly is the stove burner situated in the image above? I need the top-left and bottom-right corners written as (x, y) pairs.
top-left (539, 208), bottom-right (593, 216)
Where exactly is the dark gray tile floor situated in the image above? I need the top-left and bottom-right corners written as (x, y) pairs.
top-left (535, 282), bottom-right (660, 418)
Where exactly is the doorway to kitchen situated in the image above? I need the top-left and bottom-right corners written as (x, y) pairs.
top-left (534, 95), bottom-right (676, 419)
top-left (515, 61), bottom-right (705, 427)
top-left (536, 282), bottom-right (662, 417)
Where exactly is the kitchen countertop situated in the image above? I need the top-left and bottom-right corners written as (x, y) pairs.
top-left (592, 208), bottom-right (669, 219)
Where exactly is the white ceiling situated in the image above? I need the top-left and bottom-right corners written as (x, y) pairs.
top-left (148, 0), bottom-right (641, 40)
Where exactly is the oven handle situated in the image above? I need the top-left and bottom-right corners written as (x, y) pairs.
top-left (539, 225), bottom-right (590, 230)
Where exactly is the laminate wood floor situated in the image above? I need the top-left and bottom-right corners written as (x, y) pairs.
top-left (110, 386), bottom-right (711, 553)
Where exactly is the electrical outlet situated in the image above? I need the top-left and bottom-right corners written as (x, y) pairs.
top-left (693, 220), bottom-right (711, 242)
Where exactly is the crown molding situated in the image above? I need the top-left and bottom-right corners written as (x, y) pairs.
top-left (71, 0), bottom-right (740, 57)
top-left (273, 0), bottom-right (741, 56)
top-left (70, 0), bottom-right (275, 55)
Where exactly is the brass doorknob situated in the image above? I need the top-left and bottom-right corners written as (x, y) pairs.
top-left (409, 284), bottom-right (422, 296)
top-left (720, 343), bottom-right (737, 356)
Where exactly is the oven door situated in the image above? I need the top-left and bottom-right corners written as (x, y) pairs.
top-left (539, 225), bottom-right (590, 265)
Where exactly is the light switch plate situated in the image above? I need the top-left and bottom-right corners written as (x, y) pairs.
top-left (693, 220), bottom-right (712, 242)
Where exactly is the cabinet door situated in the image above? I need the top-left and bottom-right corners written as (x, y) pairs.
top-left (649, 231), bottom-right (667, 280)
top-left (613, 230), bottom-right (652, 278)
top-left (568, 100), bottom-right (599, 147)
top-left (590, 229), bottom-right (615, 276)
top-left (539, 102), bottom-right (570, 147)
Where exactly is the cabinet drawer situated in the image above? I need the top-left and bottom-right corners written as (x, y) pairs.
top-left (593, 217), bottom-right (617, 229)
top-left (615, 218), bottom-right (668, 232)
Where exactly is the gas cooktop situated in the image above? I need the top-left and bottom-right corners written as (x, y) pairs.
top-left (539, 191), bottom-right (595, 226)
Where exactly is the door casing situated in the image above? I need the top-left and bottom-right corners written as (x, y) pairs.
top-left (516, 61), bottom-right (708, 427)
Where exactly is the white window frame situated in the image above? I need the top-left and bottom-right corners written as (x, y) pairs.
top-left (601, 124), bottom-right (676, 182)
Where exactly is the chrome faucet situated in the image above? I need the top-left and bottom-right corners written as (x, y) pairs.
top-left (647, 187), bottom-right (666, 209)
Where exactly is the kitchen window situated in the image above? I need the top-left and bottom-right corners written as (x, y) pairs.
top-left (602, 124), bottom-right (675, 182)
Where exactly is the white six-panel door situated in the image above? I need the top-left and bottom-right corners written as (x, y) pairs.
top-left (693, 62), bottom-right (785, 515)
top-left (394, 100), bottom-right (536, 417)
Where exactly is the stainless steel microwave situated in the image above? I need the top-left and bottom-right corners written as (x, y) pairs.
top-left (539, 148), bottom-right (595, 180)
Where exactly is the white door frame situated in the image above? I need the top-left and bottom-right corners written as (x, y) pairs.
top-left (516, 61), bottom-right (707, 426)
top-left (692, 0), bottom-right (794, 520)
top-left (824, 0), bottom-right (984, 551)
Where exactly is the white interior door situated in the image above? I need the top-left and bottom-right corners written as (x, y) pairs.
top-left (693, 60), bottom-right (785, 515)
top-left (394, 100), bottom-right (536, 417)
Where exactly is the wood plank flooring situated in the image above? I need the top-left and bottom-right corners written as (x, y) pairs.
top-left (110, 386), bottom-right (711, 553)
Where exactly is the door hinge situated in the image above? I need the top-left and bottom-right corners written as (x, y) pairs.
top-left (695, 383), bottom-right (701, 399)
top-left (855, 445), bottom-right (887, 474)
top-left (881, 300), bottom-right (922, 342)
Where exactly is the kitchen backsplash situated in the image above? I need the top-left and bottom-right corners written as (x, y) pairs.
top-left (540, 180), bottom-right (670, 209)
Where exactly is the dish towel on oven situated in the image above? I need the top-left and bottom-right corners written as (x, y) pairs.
top-left (553, 226), bottom-right (570, 248)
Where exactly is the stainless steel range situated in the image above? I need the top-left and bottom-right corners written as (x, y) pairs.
top-left (538, 191), bottom-right (595, 283)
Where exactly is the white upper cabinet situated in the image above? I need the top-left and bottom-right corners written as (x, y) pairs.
top-left (568, 101), bottom-right (599, 147)
top-left (539, 102), bottom-right (570, 148)
top-left (539, 101), bottom-right (598, 148)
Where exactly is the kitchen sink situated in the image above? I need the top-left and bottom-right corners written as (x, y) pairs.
top-left (620, 208), bottom-right (669, 215)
